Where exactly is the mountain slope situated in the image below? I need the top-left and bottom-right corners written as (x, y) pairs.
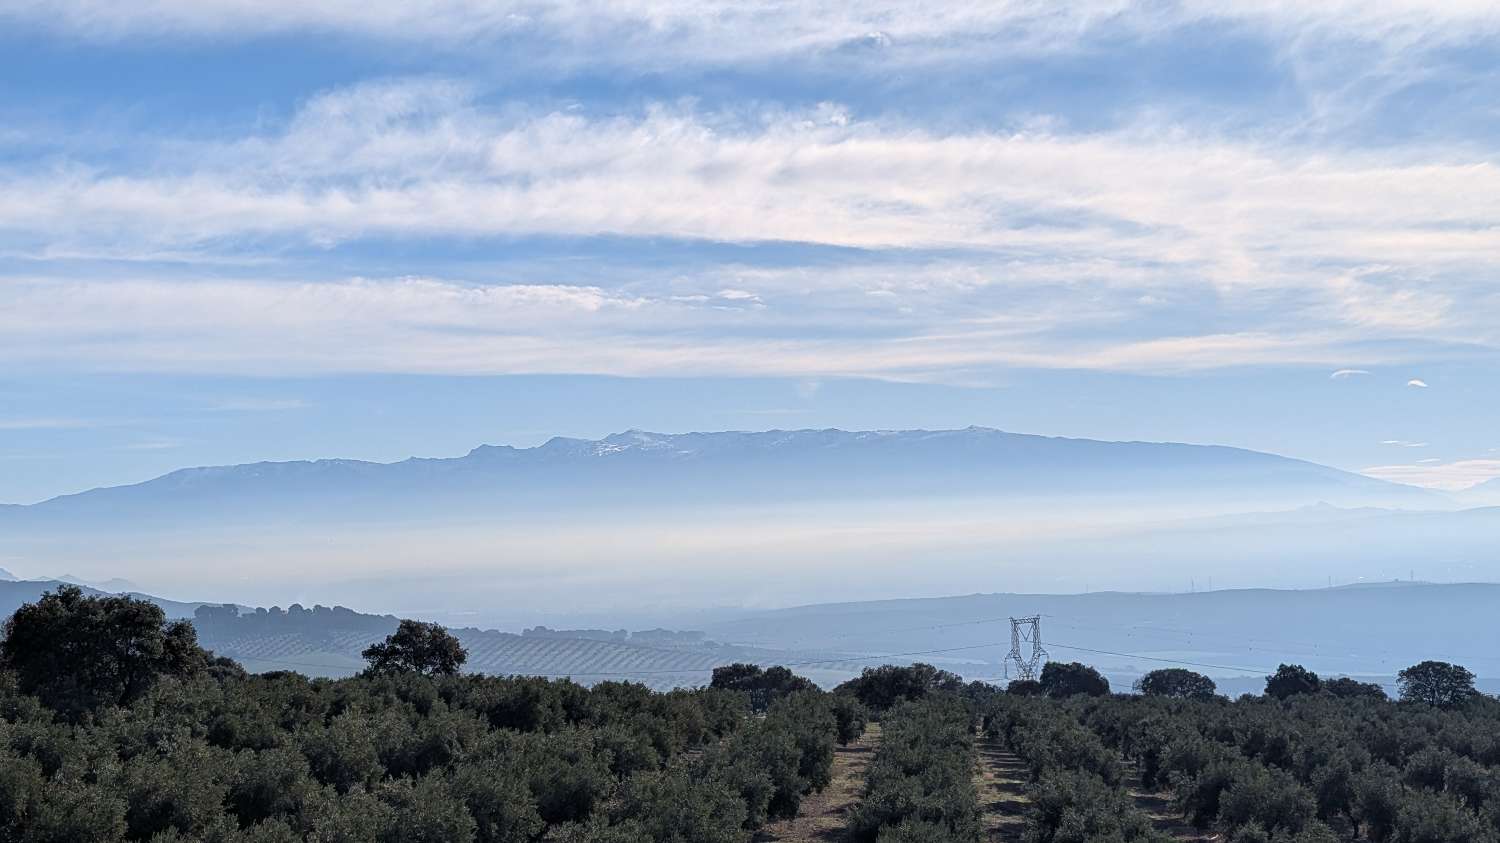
top-left (0, 579), bottom-right (222, 621)
top-left (1, 428), bottom-right (1441, 526)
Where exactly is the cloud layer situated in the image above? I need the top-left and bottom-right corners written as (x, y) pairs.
top-left (9, 84), bottom-right (1500, 265)
top-left (9, 1), bottom-right (1500, 57)
top-left (1, 3), bottom-right (1497, 387)
top-left (2, 78), bottom-right (1496, 378)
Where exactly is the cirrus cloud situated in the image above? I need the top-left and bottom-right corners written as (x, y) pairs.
top-left (1363, 459), bottom-right (1500, 491)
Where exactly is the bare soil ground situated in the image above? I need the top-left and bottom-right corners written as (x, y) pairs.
top-left (974, 737), bottom-right (1032, 841)
top-left (755, 722), bottom-right (882, 842)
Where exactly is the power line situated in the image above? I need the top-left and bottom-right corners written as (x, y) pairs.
top-left (1043, 642), bottom-right (1270, 675)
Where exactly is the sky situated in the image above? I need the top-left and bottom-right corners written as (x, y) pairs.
top-left (2, 1), bottom-right (1499, 504)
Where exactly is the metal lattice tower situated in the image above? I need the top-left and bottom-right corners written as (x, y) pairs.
top-left (1004, 616), bottom-right (1048, 681)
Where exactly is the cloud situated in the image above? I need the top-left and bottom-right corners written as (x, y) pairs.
top-left (0, 31), bottom-right (1496, 383)
top-left (10, 2), bottom-right (1500, 62)
top-left (1380, 440), bottom-right (1427, 448)
top-left (120, 438), bottom-right (182, 451)
top-left (0, 274), bottom-right (1391, 379)
top-left (4, 88), bottom-right (1499, 354)
top-left (1362, 458), bottom-right (1500, 491)
top-left (1407, 379), bottom-right (1429, 387)
top-left (716, 289), bottom-right (761, 303)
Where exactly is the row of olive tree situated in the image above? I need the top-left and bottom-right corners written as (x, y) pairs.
top-left (0, 587), bottom-right (853, 843)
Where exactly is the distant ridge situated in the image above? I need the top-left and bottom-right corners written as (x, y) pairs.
top-left (1, 428), bottom-right (1443, 523)
top-left (4, 579), bottom-right (1496, 695)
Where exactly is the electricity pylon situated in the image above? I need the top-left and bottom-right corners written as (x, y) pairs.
top-left (1004, 616), bottom-right (1047, 681)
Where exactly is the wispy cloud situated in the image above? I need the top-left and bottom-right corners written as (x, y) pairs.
top-left (1, 82), bottom-right (1496, 381)
top-left (120, 438), bottom-right (182, 451)
top-left (0, 0), bottom-right (1496, 392)
top-left (11, 2), bottom-right (1500, 61)
top-left (1380, 440), bottom-right (1427, 448)
top-left (0, 268), bottom-right (1455, 380)
top-left (1407, 379), bottom-right (1429, 388)
top-left (7, 89), bottom-right (1499, 277)
top-left (1363, 458), bottom-right (1500, 491)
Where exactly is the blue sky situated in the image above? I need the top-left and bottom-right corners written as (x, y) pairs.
top-left (2, 1), bottom-right (1499, 503)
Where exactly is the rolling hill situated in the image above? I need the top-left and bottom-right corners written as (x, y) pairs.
top-left (5, 578), bottom-right (1496, 697)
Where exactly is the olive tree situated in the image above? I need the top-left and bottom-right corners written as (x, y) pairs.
top-left (362, 619), bottom-right (467, 677)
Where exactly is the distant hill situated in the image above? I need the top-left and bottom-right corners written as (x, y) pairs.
top-left (0, 582), bottom-right (858, 686)
top-left (0, 579), bottom-right (215, 621)
top-left (3, 579), bottom-right (1496, 695)
top-left (701, 581), bottom-right (1500, 695)
top-left (0, 428), bottom-right (1441, 528)
top-left (191, 604), bottom-right (877, 687)
top-left (0, 429), bottom-right (1467, 622)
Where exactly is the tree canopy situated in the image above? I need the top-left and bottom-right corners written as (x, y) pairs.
top-left (0, 585), bottom-right (210, 718)
top-left (1039, 661), bottom-right (1110, 697)
top-left (834, 663), bottom-right (964, 712)
top-left (1323, 676), bottom-right (1387, 700)
top-left (1398, 660), bottom-right (1475, 708)
top-left (361, 619), bottom-right (468, 677)
top-left (1264, 663), bottom-right (1321, 700)
top-left (1133, 668), bottom-right (1217, 700)
top-left (710, 663), bottom-right (817, 712)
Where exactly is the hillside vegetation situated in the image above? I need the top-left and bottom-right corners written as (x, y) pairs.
top-left (188, 602), bottom-right (847, 686)
top-left (0, 586), bottom-right (1496, 842)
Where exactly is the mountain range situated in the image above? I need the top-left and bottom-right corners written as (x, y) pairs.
top-left (0, 427), bottom-right (1484, 615)
top-left (0, 428), bottom-right (1445, 525)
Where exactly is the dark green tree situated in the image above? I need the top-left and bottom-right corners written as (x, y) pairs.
top-left (709, 663), bottom-right (816, 712)
top-left (1324, 677), bottom-right (1387, 700)
top-left (1006, 679), bottom-right (1044, 696)
top-left (1265, 664), bottom-right (1321, 700)
top-left (0, 585), bottom-right (211, 718)
top-left (833, 663), bottom-right (964, 711)
top-left (829, 694), bottom-right (869, 745)
top-left (1039, 662), bottom-right (1110, 697)
top-left (1397, 661), bottom-right (1475, 708)
top-left (1133, 668), bottom-right (1217, 700)
top-left (361, 620), bottom-right (467, 677)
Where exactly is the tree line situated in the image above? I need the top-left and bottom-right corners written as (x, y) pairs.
top-left (0, 586), bottom-right (1492, 842)
top-left (983, 660), bottom-right (1498, 842)
top-left (0, 587), bottom-right (861, 842)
